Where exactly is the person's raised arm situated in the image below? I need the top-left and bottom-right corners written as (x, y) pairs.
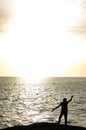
top-left (51, 104), bottom-right (61, 112)
top-left (67, 96), bottom-right (73, 103)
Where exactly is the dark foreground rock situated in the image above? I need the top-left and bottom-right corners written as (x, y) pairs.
top-left (2, 122), bottom-right (86, 130)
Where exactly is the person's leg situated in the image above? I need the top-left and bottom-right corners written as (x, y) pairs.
top-left (58, 112), bottom-right (63, 124)
top-left (64, 113), bottom-right (67, 125)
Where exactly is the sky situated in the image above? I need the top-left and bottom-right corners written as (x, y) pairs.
top-left (0, 0), bottom-right (86, 79)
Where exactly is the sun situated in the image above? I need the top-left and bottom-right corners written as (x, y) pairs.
top-left (0, 0), bottom-right (85, 79)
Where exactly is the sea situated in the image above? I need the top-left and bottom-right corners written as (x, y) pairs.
top-left (0, 77), bottom-right (86, 129)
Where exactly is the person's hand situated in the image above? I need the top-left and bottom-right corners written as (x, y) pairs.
top-left (51, 108), bottom-right (54, 112)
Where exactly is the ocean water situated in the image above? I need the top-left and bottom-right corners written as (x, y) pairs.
top-left (0, 77), bottom-right (86, 129)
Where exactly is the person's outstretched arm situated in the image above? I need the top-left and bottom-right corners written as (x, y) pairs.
top-left (67, 96), bottom-right (73, 103)
top-left (51, 104), bottom-right (61, 112)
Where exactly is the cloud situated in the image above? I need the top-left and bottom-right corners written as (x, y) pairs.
top-left (66, 24), bottom-right (86, 38)
top-left (66, 0), bottom-right (86, 38)
top-left (0, 0), bottom-right (15, 35)
top-left (0, 11), bottom-right (11, 34)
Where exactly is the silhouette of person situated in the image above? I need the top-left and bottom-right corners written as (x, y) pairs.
top-left (51, 96), bottom-right (73, 125)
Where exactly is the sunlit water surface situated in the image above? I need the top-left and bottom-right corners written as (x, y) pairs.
top-left (0, 77), bottom-right (86, 129)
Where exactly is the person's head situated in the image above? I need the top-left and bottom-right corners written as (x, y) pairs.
top-left (63, 98), bottom-right (67, 102)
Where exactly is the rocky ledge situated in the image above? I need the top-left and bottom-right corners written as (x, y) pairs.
top-left (2, 122), bottom-right (86, 130)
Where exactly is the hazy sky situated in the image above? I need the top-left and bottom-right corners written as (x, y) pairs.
top-left (0, 0), bottom-right (15, 34)
top-left (0, 0), bottom-right (86, 78)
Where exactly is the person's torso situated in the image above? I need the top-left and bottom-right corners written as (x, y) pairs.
top-left (61, 101), bottom-right (68, 113)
